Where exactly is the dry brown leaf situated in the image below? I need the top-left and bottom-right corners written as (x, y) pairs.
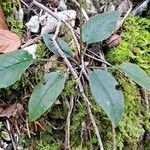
top-left (0, 29), bottom-right (21, 53)
top-left (0, 106), bottom-right (4, 113)
top-left (0, 5), bottom-right (8, 30)
top-left (28, 145), bottom-right (33, 150)
top-left (44, 55), bottom-right (58, 72)
top-left (106, 34), bottom-right (121, 48)
top-left (0, 103), bottom-right (24, 118)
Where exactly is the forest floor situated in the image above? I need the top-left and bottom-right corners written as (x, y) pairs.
top-left (0, 0), bottom-right (150, 150)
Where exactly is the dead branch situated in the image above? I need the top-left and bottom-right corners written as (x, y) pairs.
top-left (32, 0), bottom-right (80, 52)
top-left (64, 96), bottom-right (74, 150)
top-left (32, 1), bottom-right (104, 149)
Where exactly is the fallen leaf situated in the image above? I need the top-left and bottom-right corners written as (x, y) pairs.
top-left (118, 0), bottom-right (131, 16)
top-left (0, 5), bottom-right (8, 30)
top-left (28, 145), bottom-right (33, 150)
top-left (0, 29), bottom-right (21, 53)
top-left (23, 44), bottom-right (37, 59)
top-left (0, 103), bottom-right (24, 118)
top-left (0, 106), bottom-right (4, 113)
top-left (44, 55), bottom-right (58, 72)
top-left (106, 34), bottom-right (121, 48)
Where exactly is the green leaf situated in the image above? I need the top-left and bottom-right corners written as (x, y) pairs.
top-left (120, 63), bottom-right (150, 90)
top-left (29, 72), bottom-right (66, 121)
top-left (0, 50), bottom-right (33, 88)
top-left (43, 34), bottom-right (72, 57)
top-left (82, 11), bottom-right (120, 44)
top-left (89, 69), bottom-right (124, 127)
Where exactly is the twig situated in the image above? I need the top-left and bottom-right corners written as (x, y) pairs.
top-left (20, 0), bottom-right (30, 8)
top-left (132, 0), bottom-right (150, 16)
top-left (6, 119), bottom-right (17, 150)
top-left (99, 50), bottom-right (107, 68)
top-left (112, 122), bottom-right (116, 150)
top-left (52, 39), bottom-right (104, 150)
top-left (26, 119), bottom-right (31, 138)
top-left (52, 20), bottom-right (61, 40)
top-left (140, 87), bottom-right (149, 112)
top-left (114, 0), bottom-right (132, 32)
top-left (64, 96), bottom-right (74, 150)
top-left (32, 0), bottom-right (80, 52)
top-left (84, 53), bottom-right (112, 66)
top-left (86, 48), bottom-right (102, 59)
top-left (32, 1), bottom-right (104, 149)
top-left (70, 0), bottom-right (89, 21)
top-left (21, 36), bottom-right (41, 48)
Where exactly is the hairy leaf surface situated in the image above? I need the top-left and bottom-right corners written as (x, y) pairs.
top-left (29, 72), bottom-right (66, 121)
top-left (43, 34), bottom-right (72, 57)
top-left (82, 11), bottom-right (120, 44)
top-left (89, 69), bottom-right (124, 127)
top-left (120, 63), bottom-right (150, 90)
top-left (0, 50), bottom-right (33, 88)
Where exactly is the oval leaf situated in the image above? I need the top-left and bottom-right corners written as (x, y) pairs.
top-left (29, 72), bottom-right (66, 121)
top-left (120, 63), bottom-right (150, 90)
top-left (43, 34), bottom-right (72, 57)
top-left (82, 11), bottom-right (120, 44)
top-left (0, 50), bottom-right (33, 88)
top-left (89, 69), bottom-right (124, 127)
top-left (0, 29), bottom-right (21, 53)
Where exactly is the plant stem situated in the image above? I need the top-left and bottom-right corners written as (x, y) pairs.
top-left (32, 1), bottom-right (104, 149)
top-left (112, 122), bottom-right (116, 150)
top-left (32, 0), bottom-right (80, 52)
top-left (79, 0), bottom-right (83, 53)
top-left (52, 39), bottom-right (104, 150)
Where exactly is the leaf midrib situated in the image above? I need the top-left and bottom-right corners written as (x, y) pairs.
top-left (0, 58), bottom-right (32, 71)
top-left (94, 72), bottom-right (118, 122)
top-left (84, 12), bottom-right (117, 42)
top-left (33, 75), bottom-right (63, 112)
top-left (122, 69), bottom-right (150, 89)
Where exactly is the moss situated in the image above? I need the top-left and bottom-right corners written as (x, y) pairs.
top-left (107, 15), bottom-right (150, 74)
top-left (106, 41), bottom-right (132, 64)
top-left (0, 0), bottom-right (15, 16)
top-left (116, 76), bottom-right (145, 149)
top-left (106, 15), bottom-right (150, 149)
top-left (36, 42), bottom-right (48, 59)
top-left (0, 0), bottom-right (23, 36)
top-left (6, 16), bottom-right (23, 37)
top-left (34, 140), bottom-right (60, 150)
top-left (61, 78), bottom-right (76, 98)
top-left (70, 100), bottom-right (87, 146)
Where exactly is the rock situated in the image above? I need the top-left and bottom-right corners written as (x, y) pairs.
top-left (26, 16), bottom-right (40, 33)
top-left (40, 10), bottom-right (76, 35)
top-left (40, 13), bottom-right (58, 35)
top-left (58, 10), bottom-right (76, 27)
top-left (24, 44), bottom-right (37, 59)
top-left (58, 0), bottom-right (67, 10)
top-left (17, 146), bottom-right (24, 150)
top-left (83, 0), bottom-right (97, 14)
top-left (26, 10), bottom-right (76, 35)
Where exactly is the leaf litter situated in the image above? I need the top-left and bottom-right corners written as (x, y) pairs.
top-left (0, 5), bottom-right (21, 53)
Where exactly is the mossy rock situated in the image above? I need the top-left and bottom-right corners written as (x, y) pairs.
top-left (106, 15), bottom-right (150, 149)
top-left (107, 15), bottom-right (150, 75)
